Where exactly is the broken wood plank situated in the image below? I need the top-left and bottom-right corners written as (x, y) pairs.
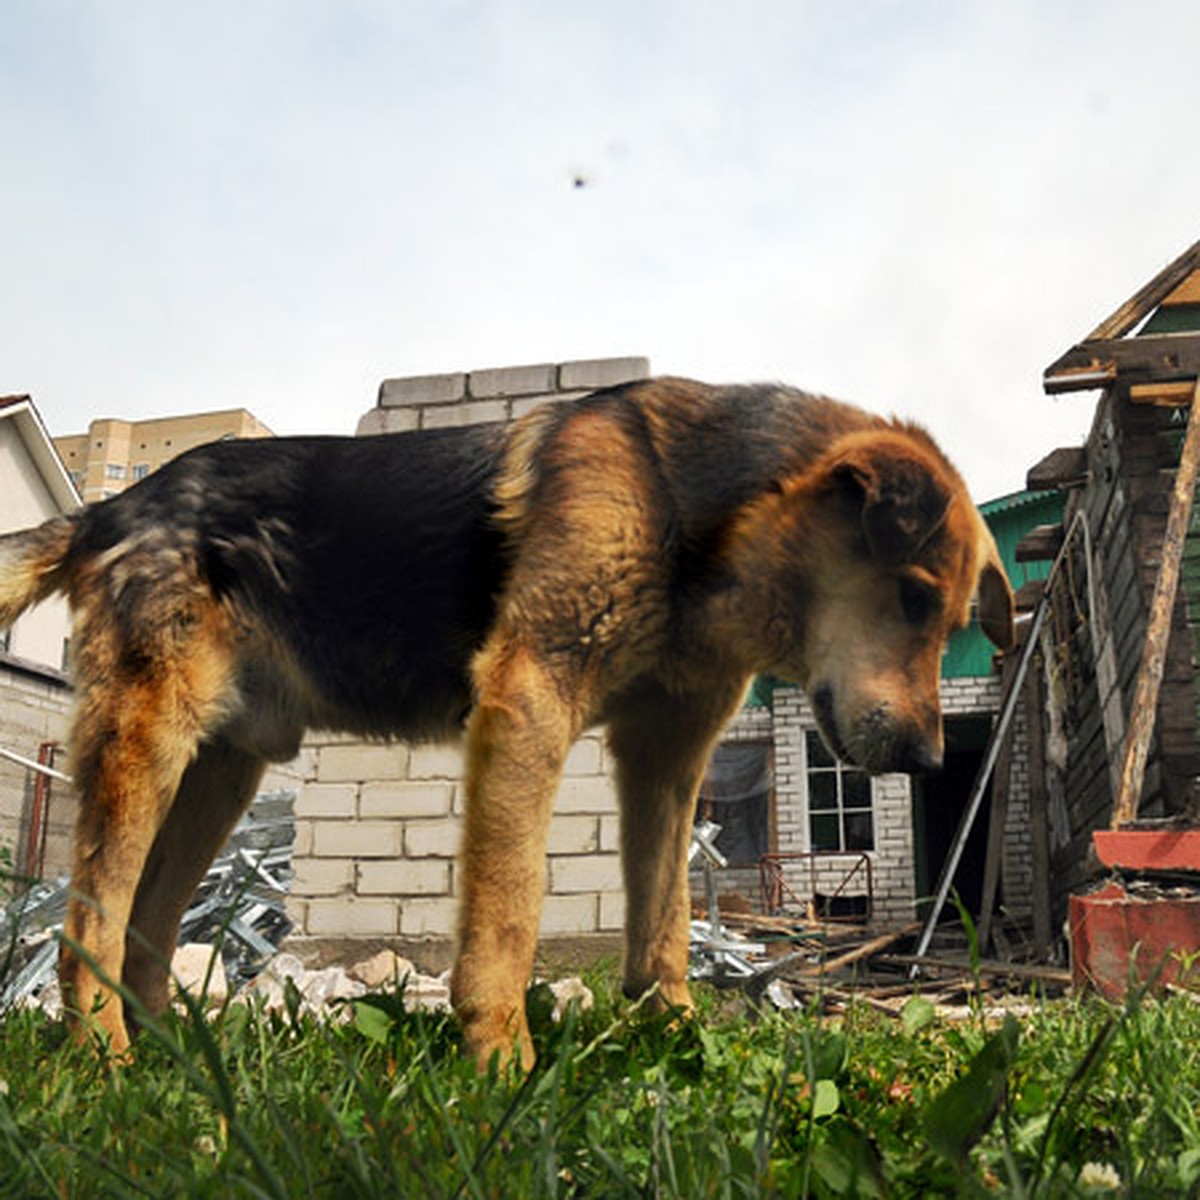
top-left (1015, 523), bottom-right (1065, 562)
top-left (876, 954), bottom-right (1072, 986)
top-left (1084, 236), bottom-right (1200, 343)
top-left (797, 923), bottom-right (920, 977)
top-left (1111, 378), bottom-right (1200, 828)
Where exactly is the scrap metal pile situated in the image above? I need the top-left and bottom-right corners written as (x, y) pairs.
top-left (1, 789), bottom-right (296, 1014)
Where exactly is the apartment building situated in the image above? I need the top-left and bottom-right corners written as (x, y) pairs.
top-left (54, 409), bottom-right (273, 502)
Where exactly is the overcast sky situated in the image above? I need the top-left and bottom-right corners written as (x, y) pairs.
top-left (5, 1), bottom-right (1200, 499)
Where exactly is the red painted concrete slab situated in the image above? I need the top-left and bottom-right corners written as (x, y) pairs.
top-left (1070, 880), bottom-right (1200, 999)
top-left (1092, 829), bottom-right (1200, 872)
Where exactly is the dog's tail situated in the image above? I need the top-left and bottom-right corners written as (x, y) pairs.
top-left (0, 516), bottom-right (78, 628)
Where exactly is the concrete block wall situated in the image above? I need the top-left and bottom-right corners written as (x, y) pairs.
top-left (287, 729), bottom-right (623, 941)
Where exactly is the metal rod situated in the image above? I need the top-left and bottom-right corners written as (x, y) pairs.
top-left (0, 746), bottom-right (73, 784)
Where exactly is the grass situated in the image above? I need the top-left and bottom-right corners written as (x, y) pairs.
top-left (1, 958), bottom-right (1200, 1198)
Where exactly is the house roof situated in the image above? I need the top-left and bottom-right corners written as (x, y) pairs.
top-left (0, 395), bottom-right (80, 513)
top-left (1044, 235), bottom-right (1200, 395)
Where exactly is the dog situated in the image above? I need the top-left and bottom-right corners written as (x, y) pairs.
top-left (0, 377), bottom-right (1013, 1065)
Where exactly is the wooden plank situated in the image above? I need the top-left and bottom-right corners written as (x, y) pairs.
top-left (1047, 333), bottom-right (1200, 386)
top-left (978, 653), bottom-right (1019, 954)
top-left (1111, 380), bottom-right (1200, 827)
top-left (1130, 380), bottom-right (1198, 406)
top-left (1161, 269), bottom-right (1200, 307)
top-left (1015, 524), bottom-right (1065, 562)
top-left (1026, 446), bottom-right (1088, 489)
top-left (1085, 236), bottom-right (1200, 342)
top-left (1024, 656), bottom-right (1053, 957)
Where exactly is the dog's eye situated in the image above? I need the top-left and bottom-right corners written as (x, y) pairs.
top-left (898, 578), bottom-right (937, 625)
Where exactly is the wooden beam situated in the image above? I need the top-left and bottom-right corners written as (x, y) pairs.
top-left (1046, 332), bottom-right (1200, 388)
top-left (1086, 236), bottom-right (1200, 342)
top-left (1027, 446), bottom-right (1088, 489)
top-left (1015, 523), bottom-right (1065, 562)
top-left (1110, 377), bottom-right (1200, 828)
top-left (1129, 380), bottom-right (1198, 406)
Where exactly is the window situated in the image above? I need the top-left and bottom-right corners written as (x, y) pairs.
top-left (806, 732), bottom-right (874, 851)
top-left (131, 463), bottom-right (150, 481)
top-left (696, 742), bottom-right (774, 866)
top-left (104, 463), bottom-right (126, 480)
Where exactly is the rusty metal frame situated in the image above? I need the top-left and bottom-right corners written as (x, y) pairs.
top-left (758, 850), bottom-right (874, 921)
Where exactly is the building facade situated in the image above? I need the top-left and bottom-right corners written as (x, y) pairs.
top-left (54, 408), bottom-right (273, 502)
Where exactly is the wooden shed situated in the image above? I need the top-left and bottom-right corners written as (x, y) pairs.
top-left (1027, 236), bottom-right (1200, 924)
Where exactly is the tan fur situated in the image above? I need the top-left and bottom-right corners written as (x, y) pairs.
top-left (0, 378), bottom-right (1013, 1065)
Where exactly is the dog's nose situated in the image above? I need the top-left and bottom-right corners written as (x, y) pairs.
top-left (895, 737), bottom-right (943, 776)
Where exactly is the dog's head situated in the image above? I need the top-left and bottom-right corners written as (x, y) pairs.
top-left (731, 424), bottom-right (1014, 775)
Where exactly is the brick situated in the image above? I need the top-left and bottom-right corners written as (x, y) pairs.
top-left (557, 357), bottom-right (650, 392)
top-left (404, 817), bottom-right (462, 858)
top-left (598, 890), bottom-right (626, 930)
top-left (306, 897), bottom-right (398, 937)
top-left (291, 858), bottom-right (354, 896)
top-left (312, 821), bottom-right (402, 859)
top-left (554, 776), bottom-right (618, 814)
top-left (399, 897), bottom-right (459, 937)
top-left (357, 859), bottom-right (451, 896)
top-left (316, 743), bottom-right (408, 783)
top-left (539, 894), bottom-right (597, 934)
top-left (292, 820), bottom-right (314, 858)
top-left (360, 781), bottom-right (454, 819)
top-left (511, 393), bottom-right (586, 421)
top-left (598, 815), bottom-right (621, 853)
top-left (355, 407), bottom-right (419, 436)
top-left (467, 363), bottom-right (556, 398)
top-left (549, 854), bottom-right (622, 894)
top-left (421, 399), bottom-right (508, 429)
top-left (378, 372), bottom-right (466, 408)
top-left (407, 744), bottom-right (465, 780)
top-left (294, 782), bottom-right (357, 819)
top-left (563, 738), bottom-right (603, 776)
top-left (545, 814), bottom-right (599, 855)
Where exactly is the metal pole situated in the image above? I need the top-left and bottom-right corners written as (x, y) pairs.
top-left (910, 596), bottom-right (1048, 974)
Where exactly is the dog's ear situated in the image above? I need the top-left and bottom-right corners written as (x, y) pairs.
top-left (977, 540), bottom-right (1015, 650)
top-left (831, 443), bottom-right (951, 568)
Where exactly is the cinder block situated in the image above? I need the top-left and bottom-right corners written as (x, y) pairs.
top-left (294, 782), bottom-right (357, 819)
top-left (378, 372), bottom-right (466, 408)
top-left (421, 399), bottom-right (508, 429)
top-left (598, 890), bottom-right (626, 930)
top-left (549, 854), bottom-right (622, 894)
top-left (316, 743), bottom-right (408, 783)
top-left (312, 820), bottom-right (403, 859)
top-left (539, 893), bottom-right (597, 934)
top-left (557, 357), bottom-right (650, 392)
top-left (291, 858), bottom-right (354, 896)
top-left (545, 815), bottom-right (599, 855)
top-left (360, 781), bottom-right (454, 819)
top-left (408, 744), bottom-right (465, 780)
top-left (563, 738), bottom-right (603, 776)
top-left (399, 897), bottom-right (460, 937)
top-left (404, 817), bottom-right (462, 858)
top-left (468, 363), bottom-right (556, 398)
top-left (355, 407), bottom-right (420, 436)
top-left (598, 815), bottom-right (620, 853)
top-left (554, 776), bottom-right (618, 814)
top-left (357, 859), bottom-right (451, 896)
top-left (306, 897), bottom-right (398, 937)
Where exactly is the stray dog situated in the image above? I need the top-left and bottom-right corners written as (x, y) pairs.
top-left (0, 378), bottom-right (1013, 1064)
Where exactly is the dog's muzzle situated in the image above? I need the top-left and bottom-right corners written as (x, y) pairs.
top-left (812, 685), bottom-right (943, 776)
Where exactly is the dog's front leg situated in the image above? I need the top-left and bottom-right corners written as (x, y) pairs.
top-left (451, 638), bottom-right (577, 1070)
top-left (607, 684), bottom-right (747, 1012)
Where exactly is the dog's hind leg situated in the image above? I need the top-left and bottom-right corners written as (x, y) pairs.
top-left (121, 738), bottom-right (267, 1025)
top-left (60, 607), bottom-right (237, 1055)
top-left (451, 637), bottom-right (580, 1070)
top-left (607, 682), bottom-right (748, 1014)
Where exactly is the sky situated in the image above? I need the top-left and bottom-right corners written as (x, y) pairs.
top-left (5, 1), bottom-right (1200, 500)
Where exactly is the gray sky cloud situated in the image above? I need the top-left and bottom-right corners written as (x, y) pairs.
top-left (5, 1), bottom-right (1200, 498)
